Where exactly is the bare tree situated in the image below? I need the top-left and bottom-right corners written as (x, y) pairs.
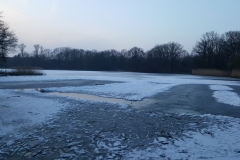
top-left (192, 31), bottom-right (240, 69)
top-left (192, 31), bottom-right (222, 68)
top-left (223, 31), bottom-right (240, 55)
top-left (127, 47), bottom-right (145, 58)
top-left (18, 43), bottom-right (26, 57)
top-left (223, 31), bottom-right (240, 69)
top-left (34, 44), bottom-right (40, 55)
top-left (40, 46), bottom-right (44, 54)
top-left (0, 12), bottom-right (18, 63)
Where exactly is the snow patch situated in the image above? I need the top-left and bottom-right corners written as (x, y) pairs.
top-left (210, 85), bottom-right (233, 91)
top-left (213, 91), bottom-right (240, 106)
top-left (209, 85), bottom-right (240, 106)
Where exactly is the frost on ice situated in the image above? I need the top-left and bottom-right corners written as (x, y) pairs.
top-left (125, 115), bottom-right (240, 160)
top-left (0, 89), bottom-right (67, 135)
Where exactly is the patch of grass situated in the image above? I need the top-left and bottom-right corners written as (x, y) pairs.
top-left (192, 69), bottom-right (231, 77)
top-left (0, 66), bottom-right (45, 76)
top-left (231, 70), bottom-right (240, 78)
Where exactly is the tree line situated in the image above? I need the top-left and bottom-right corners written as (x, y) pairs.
top-left (3, 42), bottom-right (194, 73)
top-left (1, 13), bottom-right (240, 73)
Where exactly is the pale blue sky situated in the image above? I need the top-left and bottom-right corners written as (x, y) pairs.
top-left (1, 0), bottom-right (240, 53)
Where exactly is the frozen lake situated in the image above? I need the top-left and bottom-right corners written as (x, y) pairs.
top-left (1, 70), bottom-right (240, 159)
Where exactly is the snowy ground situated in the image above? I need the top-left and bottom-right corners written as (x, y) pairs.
top-left (1, 70), bottom-right (240, 159)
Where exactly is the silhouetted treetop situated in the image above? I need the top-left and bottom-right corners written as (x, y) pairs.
top-left (0, 12), bottom-right (18, 63)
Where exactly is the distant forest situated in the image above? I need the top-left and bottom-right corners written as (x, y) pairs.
top-left (2, 31), bottom-right (240, 73)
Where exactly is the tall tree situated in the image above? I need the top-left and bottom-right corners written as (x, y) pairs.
top-left (127, 47), bottom-right (145, 71)
top-left (0, 13), bottom-right (18, 63)
top-left (222, 31), bottom-right (240, 69)
top-left (18, 43), bottom-right (26, 57)
top-left (34, 44), bottom-right (40, 55)
top-left (192, 31), bottom-right (222, 69)
top-left (147, 42), bottom-right (186, 73)
top-left (223, 31), bottom-right (240, 55)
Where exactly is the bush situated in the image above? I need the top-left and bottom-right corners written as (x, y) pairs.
top-left (231, 70), bottom-right (240, 78)
top-left (192, 69), bottom-right (230, 77)
top-left (0, 66), bottom-right (45, 76)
